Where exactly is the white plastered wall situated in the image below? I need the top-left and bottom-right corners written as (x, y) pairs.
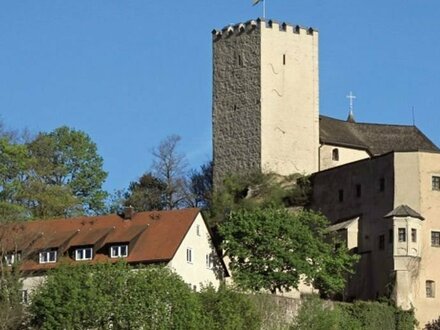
top-left (260, 22), bottom-right (319, 175)
top-left (395, 151), bottom-right (440, 327)
top-left (319, 144), bottom-right (370, 171)
top-left (167, 213), bottom-right (223, 291)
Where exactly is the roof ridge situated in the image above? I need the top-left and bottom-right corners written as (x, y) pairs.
top-left (319, 115), bottom-right (417, 128)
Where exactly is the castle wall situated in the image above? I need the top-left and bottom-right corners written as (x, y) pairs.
top-left (212, 22), bottom-right (262, 185)
top-left (260, 22), bottom-right (319, 175)
top-left (319, 144), bottom-right (369, 171)
top-left (395, 152), bottom-right (440, 327)
top-left (311, 154), bottom-right (395, 300)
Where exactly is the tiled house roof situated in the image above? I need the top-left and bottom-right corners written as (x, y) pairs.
top-left (0, 208), bottom-right (202, 272)
top-left (320, 115), bottom-right (439, 155)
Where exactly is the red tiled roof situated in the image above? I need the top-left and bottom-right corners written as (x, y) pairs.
top-left (0, 208), bottom-right (201, 272)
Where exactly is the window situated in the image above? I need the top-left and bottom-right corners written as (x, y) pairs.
top-left (283, 54), bottom-right (286, 65)
top-left (75, 247), bottom-right (93, 261)
top-left (21, 290), bottom-right (29, 304)
top-left (332, 148), bottom-right (339, 161)
top-left (379, 235), bottom-right (385, 250)
top-left (426, 280), bottom-right (435, 298)
top-left (110, 245), bottom-right (128, 258)
top-left (206, 253), bottom-right (214, 269)
top-left (379, 178), bottom-right (385, 192)
top-left (39, 250), bottom-right (57, 264)
top-left (196, 225), bottom-right (200, 236)
top-left (432, 231), bottom-right (440, 247)
top-left (388, 229), bottom-right (393, 244)
top-left (433, 176), bottom-right (440, 191)
top-left (338, 189), bottom-right (344, 202)
top-left (237, 54), bottom-right (243, 67)
top-left (356, 184), bottom-right (362, 198)
top-left (398, 228), bottom-right (406, 242)
top-left (411, 229), bottom-right (417, 243)
top-left (186, 248), bottom-right (192, 263)
top-left (4, 252), bottom-right (21, 266)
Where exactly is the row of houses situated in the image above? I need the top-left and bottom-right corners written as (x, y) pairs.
top-left (0, 207), bottom-right (227, 298)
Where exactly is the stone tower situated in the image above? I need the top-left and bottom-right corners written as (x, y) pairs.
top-left (212, 19), bottom-right (320, 185)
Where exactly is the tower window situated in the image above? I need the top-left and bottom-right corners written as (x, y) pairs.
top-left (432, 176), bottom-right (440, 191)
top-left (398, 228), bottom-right (406, 242)
top-left (426, 280), bottom-right (435, 298)
top-left (283, 54), bottom-right (286, 65)
top-left (332, 148), bottom-right (339, 161)
top-left (238, 55), bottom-right (243, 67)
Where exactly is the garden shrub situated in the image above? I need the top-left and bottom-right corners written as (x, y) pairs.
top-left (198, 284), bottom-right (261, 330)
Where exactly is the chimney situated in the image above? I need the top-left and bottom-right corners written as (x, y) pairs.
top-left (123, 206), bottom-right (134, 220)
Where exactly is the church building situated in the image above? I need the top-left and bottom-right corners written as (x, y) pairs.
top-left (212, 18), bottom-right (440, 326)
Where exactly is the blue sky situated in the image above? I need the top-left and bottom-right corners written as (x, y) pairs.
top-left (1, 1), bottom-right (439, 193)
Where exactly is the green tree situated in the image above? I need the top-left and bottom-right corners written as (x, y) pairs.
top-left (219, 207), bottom-right (358, 296)
top-left (0, 137), bottom-right (31, 221)
top-left (27, 126), bottom-right (108, 216)
top-left (30, 263), bottom-right (205, 330)
top-left (0, 263), bottom-right (25, 330)
top-left (124, 172), bottom-right (167, 211)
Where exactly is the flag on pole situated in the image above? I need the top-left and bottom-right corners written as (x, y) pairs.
top-left (253, 0), bottom-right (263, 6)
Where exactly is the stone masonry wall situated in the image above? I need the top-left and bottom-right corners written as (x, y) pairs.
top-left (212, 22), bottom-right (262, 187)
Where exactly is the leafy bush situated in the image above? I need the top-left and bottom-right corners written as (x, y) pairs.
top-left (209, 171), bottom-right (312, 225)
top-left (425, 316), bottom-right (440, 330)
top-left (198, 284), bottom-right (261, 330)
top-left (30, 263), bottom-right (204, 330)
top-left (292, 296), bottom-right (417, 330)
top-left (292, 296), bottom-right (341, 330)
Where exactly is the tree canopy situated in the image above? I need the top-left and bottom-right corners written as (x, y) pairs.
top-left (0, 126), bottom-right (108, 220)
top-left (219, 207), bottom-right (358, 296)
top-left (124, 172), bottom-right (167, 211)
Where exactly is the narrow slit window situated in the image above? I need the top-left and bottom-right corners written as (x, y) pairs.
top-left (338, 189), bottom-right (344, 202)
top-left (356, 184), bottom-right (362, 198)
top-left (283, 54), bottom-right (286, 65)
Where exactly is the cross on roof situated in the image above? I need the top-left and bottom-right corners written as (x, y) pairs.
top-left (346, 91), bottom-right (356, 112)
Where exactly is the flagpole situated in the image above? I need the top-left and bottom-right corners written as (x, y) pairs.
top-left (263, 0), bottom-right (266, 18)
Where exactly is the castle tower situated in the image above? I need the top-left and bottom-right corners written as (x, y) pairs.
top-left (212, 19), bottom-right (319, 185)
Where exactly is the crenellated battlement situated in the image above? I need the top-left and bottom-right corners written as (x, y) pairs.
top-left (212, 18), bottom-right (317, 41)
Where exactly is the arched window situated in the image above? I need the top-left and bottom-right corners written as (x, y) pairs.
top-left (332, 148), bottom-right (339, 161)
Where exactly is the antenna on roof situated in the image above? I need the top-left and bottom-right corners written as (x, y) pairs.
top-left (412, 106), bottom-right (416, 126)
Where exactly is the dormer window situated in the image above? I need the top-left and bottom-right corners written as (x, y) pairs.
top-left (39, 250), bottom-right (57, 264)
top-left (110, 245), bottom-right (128, 258)
top-left (4, 252), bottom-right (21, 266)
top-left (75, 247), bottom-right (93, 261)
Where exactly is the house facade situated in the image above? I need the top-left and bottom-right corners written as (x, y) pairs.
top-left (0, 208), bottom-right (226, 296)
